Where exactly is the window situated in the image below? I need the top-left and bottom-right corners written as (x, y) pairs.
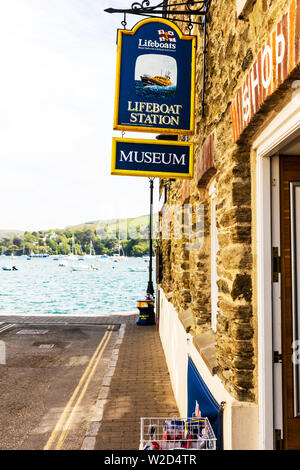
top-left (209, 179), bottom-right (219, 332)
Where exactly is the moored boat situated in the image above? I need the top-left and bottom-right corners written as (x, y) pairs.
top-left (128, 267), bottom-right (147, 272)
top-left (70, 264), bottom-right (90, 271)
top-left (58, 260), bottom-right (68, 267)
top-left (70, 264), bottom-right (98, 271)
top-left (2, 265), bottom-right (18, 271)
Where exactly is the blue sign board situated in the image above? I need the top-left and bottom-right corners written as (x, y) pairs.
top-left (114, 18), bottom-right (196, 135)
top-left (111, 137), bottom-right (193, 179)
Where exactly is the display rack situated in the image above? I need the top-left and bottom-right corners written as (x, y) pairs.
top-left (139, 416), bottom-right (216, 450)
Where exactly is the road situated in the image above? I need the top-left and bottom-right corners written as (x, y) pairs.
top-left (0, 322), bottom-right (119, 450)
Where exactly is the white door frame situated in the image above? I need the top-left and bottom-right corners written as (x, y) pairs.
top-left (208, 178), bottom-right (219, 332)
top-left (253, 88), bottom-right (300, 449)
top-left (270, 155), bottom-right (283, 438)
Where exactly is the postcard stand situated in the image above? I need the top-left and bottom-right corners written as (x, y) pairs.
top-left (139, 416), bottom-right (217, 450)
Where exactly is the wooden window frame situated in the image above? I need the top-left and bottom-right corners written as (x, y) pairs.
top-left (209, 179), bottom-right (219, 332)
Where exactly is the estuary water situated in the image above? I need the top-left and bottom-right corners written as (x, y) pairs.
top-left (0, 256), bottom-right (154, 316)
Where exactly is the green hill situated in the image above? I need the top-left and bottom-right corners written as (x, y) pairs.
top-left (0, 229), bottom-right (24, 240)
top-left (68, 214), bottom-right (156, 239)
top-left (0, 214), bottom-right (158, 256)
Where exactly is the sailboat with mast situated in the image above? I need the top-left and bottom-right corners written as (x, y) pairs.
top-left (112, 233), bottom-right (126, 262)
top-left (68, 234), bottom-right (76, 259)
top-left (85, 240), bottom-right (95, 259)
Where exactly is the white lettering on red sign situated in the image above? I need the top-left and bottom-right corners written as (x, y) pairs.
top-left (231, 0), bottom-right (300, 142)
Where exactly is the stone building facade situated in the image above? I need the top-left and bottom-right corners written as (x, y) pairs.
top-left (157, 0), bottom-right (300, 449)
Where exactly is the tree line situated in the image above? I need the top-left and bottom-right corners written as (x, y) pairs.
top-left (0, 228), bottom-right (156, 257)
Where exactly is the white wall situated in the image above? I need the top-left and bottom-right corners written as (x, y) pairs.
top-left (158, 288), bottom-right (259, 450)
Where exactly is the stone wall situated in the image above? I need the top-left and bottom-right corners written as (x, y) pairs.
top-left (159, 0), bottom-right (294, 402)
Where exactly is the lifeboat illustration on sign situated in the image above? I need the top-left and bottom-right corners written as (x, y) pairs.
top-left (140, 72), bottom-right (172, 87)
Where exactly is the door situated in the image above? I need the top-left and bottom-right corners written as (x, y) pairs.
top-left (280, 155), bottom-right (300, 449)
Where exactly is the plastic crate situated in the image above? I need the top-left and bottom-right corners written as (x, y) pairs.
top-left (139, 416), bottom-right (216, 450)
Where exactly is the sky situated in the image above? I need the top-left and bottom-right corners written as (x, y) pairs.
top-left (0, 0), bottom-right (162, 231)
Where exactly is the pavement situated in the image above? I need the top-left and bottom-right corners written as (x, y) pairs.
top-left (0, 312), bottom-right (180, 451)
top-left (92, 323), bottom-right (180, 450)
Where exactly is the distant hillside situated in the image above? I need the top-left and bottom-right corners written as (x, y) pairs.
top-left (0, 229), bottom-right (24, 240)
top-left (68, 214), bottom-right (150, 229)
top-left (67, 214), bottom-right (158, 239)
top-left (0, 214), bottom-right (157, 239)
top-left (0, 214), bottom-right (158, 256)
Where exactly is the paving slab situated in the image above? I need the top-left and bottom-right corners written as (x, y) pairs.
top-left (94, 324), bottom-right (179, 450)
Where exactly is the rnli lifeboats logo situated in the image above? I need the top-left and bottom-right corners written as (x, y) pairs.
top-left (137, 29), bottom-right (177, 51)
top-left (158, 30), bottom-right (176, 43)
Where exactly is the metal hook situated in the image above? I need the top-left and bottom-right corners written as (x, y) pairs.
top-left (121, 12), bottom-right (127, 29)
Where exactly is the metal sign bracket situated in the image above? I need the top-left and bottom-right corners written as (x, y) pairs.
top-left (105, 0), bottom-right (211, 116)
top-left (105, 1), bottom-right (211, 26)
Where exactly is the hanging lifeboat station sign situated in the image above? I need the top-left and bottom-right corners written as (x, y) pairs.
top-left (231, 0), bottom-right (300, 142)
top-left (113, 18), bottom-right (196, 135)
top-left (111, 137), bottom-right (193, 179)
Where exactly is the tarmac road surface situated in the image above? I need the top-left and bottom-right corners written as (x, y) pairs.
top-left (0, 322), bottom-right (119, 450)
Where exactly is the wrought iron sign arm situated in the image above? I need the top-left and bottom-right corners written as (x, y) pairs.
top-left (105, 1), bottom-right (211, 25)
top-left (105, 0), bottom-right (211, 116)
